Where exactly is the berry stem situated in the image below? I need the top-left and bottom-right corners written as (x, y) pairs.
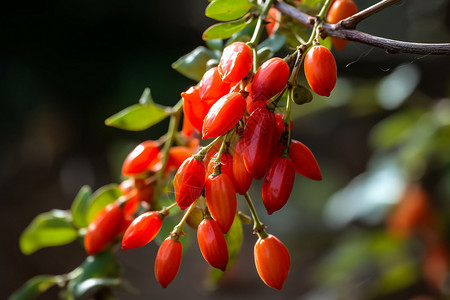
top-left (194, 136), bottom-right (222, 160)
top-left (244, 192), bottom-right (268, 239)
top-left (171, 202), bottom-right (197, 238)
top-left (158, 202), bottom-right (178, 218)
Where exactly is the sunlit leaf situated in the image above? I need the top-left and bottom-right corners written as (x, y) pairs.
top-left (205, 39), bottom-right (224, 51)
top-left (319, 36), bottom-right (332, 50)
top-left (86, 184), bottom-right (122, 224)
top-left (203, 18), bottom-right (248, 40)
top-left (172, 46), bottom-right (217, 81)
top-left (225, 19), bottom-right (256, 45)
top-left (105, 103), bottom-right (169, 131)
top-left (9, 275), bottom-right (57, 300)
top-left (20, 210), bottom-right (78, 255)
top-left (205, 0), bottom-right (252, 21)
top-left (73, 278), bottom-right (137, 299)
top-left (70, 185), bottom-right (92, 229)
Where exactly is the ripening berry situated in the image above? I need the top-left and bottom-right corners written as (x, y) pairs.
top-left (304, 45), bottom-right (337, 97)
top-left (181, 86), bottom-right (205, 132)
top-left (122, 141), bottom-right (159, 176)
top-left (206, 152), bottom-right (235, 186)
top-left (218, 42), bottom-right (253, 84)
top-left (262, 156), bottom-right (295, 215)
top-left (84, 202), bottom-right (124, 255)
top-left (202, 92), bottom-right (246, 139)
top-left (232, 138), bottom-right (253, 195)
top-left (174, 156), bottom-right (206, 210)
top-left (265, 8), bottom-right (281, 36)
top-left (326, 0), bottom-right (357, 51)
top-left (289, 140), bottom-right (322, 180)
top-left (254, 234), bottom-right (290, 290)
top-left (200, 67), bottom-right (231, 103)
top-left (205, 172), bottom-right (237, 234)
top-left (243, 106), bottom-right (277, 179)
top-left (121, 211), bottom-right (163, 250)
top-left (197, 218), bottom-right (229, 271)
top-left (154, 237), bottom-right (183, 288)
top-left (251, 58), bottom-right (289, 101)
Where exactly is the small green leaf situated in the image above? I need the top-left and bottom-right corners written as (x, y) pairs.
top-left (70, 185), bottom-right (92, 228)
top-left (205, 39), bottom-right (224, 51)
top-left (319, 36), bottom-right (332, 50)
top-left (105, 102), bottom-right (169, 131)
top-left (86, 184), bottom-right (122, 224)
top-left (138, 87), bottom-right (154, 105)
top-left (73, 278), bottom-right (137, 299)
top-left (203, 18), bottom-right (248, 40)
top-left (172, 46), bottom-right (216, 81)
top-left (205, 0), bottom-right (252, 21)
top-left (226, 19), bottom-right (256, 45)
top-left (258, 32), bottom-right (286, 54)
top-left (256, 47), bottom-right (272, 66)
top-left (20, 210), bottom-right (78, 255)
top-left (291, 84), bottom-right (313, 105)
top-left (9, 275), bottom-right (57, 300)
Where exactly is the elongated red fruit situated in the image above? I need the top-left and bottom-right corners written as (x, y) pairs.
top-left (262, 156), bottom-right (295, 215)
top-left (197, 218), bottom-right (229, 271)
top-left (200, 67), bottom-right (231, 102)
top-left (326, 0), bottom-right (357, 51)
top-left (174, 156), bottom-right (206, 210)
top-left (121, 211), bottom-right (163, 250)
top-left (206, 152), bottom-right (234, 186)
top-left (181, 86), bottom-right (204, 131)
top-left (254, 234), bottom-right (290, 290)
top-left (84, 202), bottom-right (124, 255)
top-left (154, 237), bottom-right (182, 288)
top-left (289, 140), bottom-right (322, 180)
top-left (304, 45), bottom-right (337, 97)
top-left (205, 173), bottom-right (237, 233)
top-left (218, 42), bottom-right (253, 84)
top-left (202, 92), bottom-right (246, 139)
top-left (243, 106), bottom-right (277, 179)
top-left (232, 138), bottom-right (253, 195)
top-left (251, 57), bottom-right (289, 101)
top-left (122, 141), bottom-right (159, 176)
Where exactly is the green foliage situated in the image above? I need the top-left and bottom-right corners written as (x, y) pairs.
top-left (172, 46), bottom-right (218, 81)
top-left (205, 0), bottom-right (252, 21)
top-left (20, 210), bottom-right (78, 255)
top-left (9, 275), bottom-right (57, 300)
top-left (85, 184), bottom-right (122, 224)
top-left (203, 18), bottom-right (249, 40)
top-left (70, 185), bottom-right (92, 229)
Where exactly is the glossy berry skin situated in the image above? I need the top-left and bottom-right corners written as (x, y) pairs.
top-left (232, 138), bottom-right (253, 195)
top-left (251, 58), bottom-right (289, 101)
top-left (202, 92), bottom-right (246, 139)
top-left (174, 156), bottom-right (206, 210)
top-left (254, 234), bottom-right (290, 290)
top-left (304, 45), bottom-right (337, 97)
top-left (274, 113), bottom-right (293, 142)
top-left (243, 107), bottom-right (277, 179)
top-left (199, 67), bottom-right (231, 103)
top-left (218, 42), bottom-right (253, 84)
top-left (122, 141), bottom-right (159, 176)
top-left (197, 219), bottom-right (229, 271)
top-left (326, 0), bottom-right (357, 51)
top-left (289, 140), bottom-right (322, 180)
top-left (205, 173), bottom-right (237, 234)
top-left (154, 237), bottom-right (182, 288)
top-left (206, 152), bottom-right (234, 186)
top-left (84, 203), bottom-right (124, 255)
top-left (181, 86), bottom-right (205, 132)
top-left (121, 211), bottom-right (163, 250)
top-left (262, 156), bottom-right (295, 215)
top-left (265, 7), bottom-right (281, 36)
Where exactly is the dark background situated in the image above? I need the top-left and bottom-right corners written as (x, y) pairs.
top-left (1, 0), bottom-right (450, 299)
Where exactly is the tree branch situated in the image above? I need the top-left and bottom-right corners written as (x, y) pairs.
top-left (341, 0), bottom-right (402, 29)
top-left (274, 0), bottom-right (450, 55)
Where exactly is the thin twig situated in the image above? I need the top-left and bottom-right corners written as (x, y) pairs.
top-left (274, 0), bottom-right (450, 55)
top-left (341, 0), bottom-right (403, 29)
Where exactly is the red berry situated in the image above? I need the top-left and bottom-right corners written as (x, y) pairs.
top-left (243, 106), bottom-right (277, 179)
top-left (326, 0), bottom-right (357, 51)
top-left (218, 42), bottom-right (253, 84)
top-left (274, 113), bottom-right (293, 141)
top-left (154, 237), bottom-right (182, 288)
top-left (232, 138), bottom-right (253, 195)
top-left (304, 45), bottom-right (337, 97)
top-left (121, 211), bottom-right (163, 250)
top-left (122, 141), bottom-right (159, 176)
top-left (205, 172), bottom-right (237, 234)
top-left (206, 152), bottom-right (234, 186)
top-left (181, 86), bottom-right (204, 132)
top-left (84, 202), bottom-right (124, 255)
top-left (289, 140), bottom-right (322, 180)
top-left (251, 58), bottom-right (289, 101)
top-left (200, 67), bottom-right (231, 102)
top-left (265, 8), bottom-right (281, 36)
top-left (262, 156), bottom-right (295, 215)
top-left (173, 156), bottom-right (206, 210)
top-left (254, 234), bottom-right (290, 290)
top-left (202, 92), bottom-right (246, 139)
top-left (197, 218), bottom-right (229, 271)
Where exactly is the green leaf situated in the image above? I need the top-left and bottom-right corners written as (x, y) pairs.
top-left (86, 184), bottom-right (122, 224)
top-left (205, 39), bottom-right (224, 51)
top-left (226, 19), bottom-right (256, 45)
top-left (105, 102), bottom-right (169, 131)
top-left (70, 185), bottom-right (92, 228)
top-left (172, 46), bottom-right (216, 81)
top-left (20, 210), bottom-right (78, 255)
top-left (73, 278), bottom-right (137, 299)
top-left (319, 36), bottom-right (332, 50)
top-left (9, 275), bottom-right (57, 300)
top-left (205, 0), bottom-right (252, 21)
top-left (258, 32), bottom-right (286, 54)
top-left (138, 87), bottom-right (154, 105)
top-left (203, 18), bottom-right (248, 40)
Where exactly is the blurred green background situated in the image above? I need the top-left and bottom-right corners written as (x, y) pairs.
top-left (2, 0), bottom-right (450, 299)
